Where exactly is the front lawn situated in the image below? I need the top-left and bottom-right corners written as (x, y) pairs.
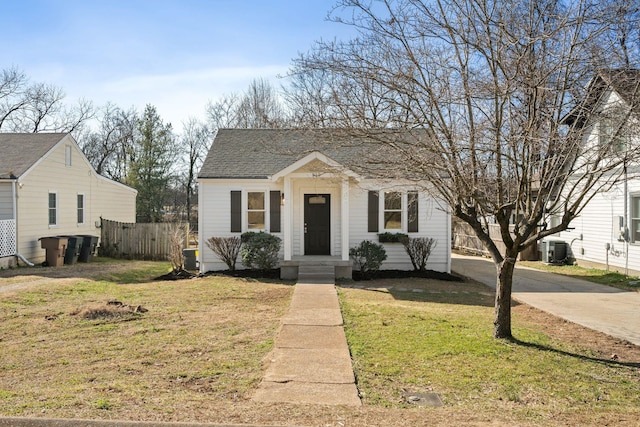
top-left (1, 261), bottom-right (639, 426)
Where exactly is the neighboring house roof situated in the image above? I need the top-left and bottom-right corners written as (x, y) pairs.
top-left (198, 128), bottom-right (429, 180)
top-left (0, 133), bottom-right (67, 180)
top-left (564, 69), bottom-right (640, 127)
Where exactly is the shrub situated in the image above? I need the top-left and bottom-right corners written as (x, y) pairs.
top-left (402, 236), bottom-right (437, 271)
top-left (240, 232), bottom-right (281, 271)
top-left (168, 224), bottom-right (189, 271)
top-left (349, 240), bottom-right (387, 278)
top-left (378, 232), bottom-right (408, 243)
top-left (205, 236), bottom-right (242, 271)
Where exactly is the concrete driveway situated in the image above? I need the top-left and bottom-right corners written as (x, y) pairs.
top-left (452, 253), bottom-right (640, 346)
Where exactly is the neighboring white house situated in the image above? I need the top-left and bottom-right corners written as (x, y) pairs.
top-left (0, 133), bottom-right (137, 268)
top-left (553, 70), bottom-right (640, 275)
top-left (197, 128), bottom-right (451, 279)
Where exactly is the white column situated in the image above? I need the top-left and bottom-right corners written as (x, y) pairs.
top-left (283, 176), bottom-right (292, 260)
top-left (341, 177), bottom-right (350, 261)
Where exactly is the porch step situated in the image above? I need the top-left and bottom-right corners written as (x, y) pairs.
top-left (297, 264), bottom-right (335, 284)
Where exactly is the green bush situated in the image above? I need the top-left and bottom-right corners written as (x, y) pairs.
top-left (240, 232), bottom-right (281, 270)
top-left (377, 232), bottom-right (408, 243)
top-left (349, 240), bottom-right (387, 278)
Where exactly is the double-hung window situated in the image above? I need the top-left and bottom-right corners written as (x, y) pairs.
top-left (383, 191), bottom-right (403, 230)
top-left (599, 117), bottom-right (627, 154)
top-left (369, 190), bottom-right (419, 233)
top-left (247, 191), bottom-right (266, 230)
top-left (77, 194), bottom-right (85, 225)
top-left (48, 192), bottom-right (57, 226)
top-left (632, 195), bottom-right (640, 243)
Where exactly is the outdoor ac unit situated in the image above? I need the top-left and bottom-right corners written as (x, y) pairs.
top-left (542, 240), bottom-right (567, 265)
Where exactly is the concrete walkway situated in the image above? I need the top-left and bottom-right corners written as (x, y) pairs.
top-left (252, 278), bottom-right (361, 406)
top-left (452, 253), bottom-right (640, 346)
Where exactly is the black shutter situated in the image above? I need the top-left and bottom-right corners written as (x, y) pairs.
top-left (270, 191), bottom-right (281, 232)
top-left (408, 191), bottom-right (419, 233)
top-left (230, 191), bottom-right (241, 232)
top-left (368, 191), bottom-right (379, 232)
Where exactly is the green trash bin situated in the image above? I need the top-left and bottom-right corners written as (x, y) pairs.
top-left (78, 235), bottom-right (99, 262)
top-left (183, 248), bottom-right (198, 270)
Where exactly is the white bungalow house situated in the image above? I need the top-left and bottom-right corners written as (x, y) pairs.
top-left (553, 69), bottom-right (640, 274)
top-left (197, 128), bottom-right (451, 279)
top-left (0, 133), bottom-right (137, 268)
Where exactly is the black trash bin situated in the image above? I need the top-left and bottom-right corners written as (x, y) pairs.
top-left (78, 235), bottom-right (99, 262)
top-left (61, 235), bottom-right (81, 265)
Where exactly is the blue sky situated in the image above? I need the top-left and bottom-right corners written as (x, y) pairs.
top-left (0, 0), bottom-right (353, 131)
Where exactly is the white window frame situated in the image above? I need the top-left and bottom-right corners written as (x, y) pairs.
top-left (77, 193), bottom-right (85, 225)
top-left (48, 191), bottom-right (58, 227)
top-left (631, 194), bottom-right (640, 244)
top-left (65, 145), bottom-right (72, 167)
top-left (381, 190), bottom-right (405, 232)
top-left (246, 190), bottom-right (267, 231)
top-left (598, 116), bottom-right (627, 154)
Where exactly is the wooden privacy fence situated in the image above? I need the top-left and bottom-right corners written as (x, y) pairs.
top-left (100, 218), bottom-right (189, 260)
top-left (452, 220), bottom-right (538, 261)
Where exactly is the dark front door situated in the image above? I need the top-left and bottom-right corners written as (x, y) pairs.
top-left (304, 194), bottom-right (331, 255)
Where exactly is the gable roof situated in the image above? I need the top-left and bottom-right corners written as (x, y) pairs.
top-left (198, 128), bottom-right (428, 180)
top-left (564, 69), bottom-right (640, 127)
top-left (0, 133), bottom-right (67, 180)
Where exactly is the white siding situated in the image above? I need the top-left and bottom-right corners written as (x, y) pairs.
top-left (554, 90), bottom-right (640, 274)
top-left (198, 179), bottom-right (283, 272)
top-left (0, 183), bottom-right (13, 220)
top-left (349, 183), bottom-right (450, 272)
top-left (15, 136), bottom-right (136, 263)
top-left (557, 179), bottom-right (640, 274)
top-left (198, 176), bottom-right (451, 273)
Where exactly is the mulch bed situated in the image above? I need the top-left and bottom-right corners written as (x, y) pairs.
top-left (155, 268), bottom-right (198, 281)
top-left (194, 268), bottom-right (462, 282)
top-left (352, 269), bottom-right (462, 282)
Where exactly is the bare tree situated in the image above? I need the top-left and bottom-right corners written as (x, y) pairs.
top-left (79, 103), bottom-right (139, 182)
top-left (290, 0), bottom-right (640, 339)
top-left (0, 67), bottom-right (94, 133)
top-left (206, 93), bottom-right (241, 132)
top-left (236, 78), bottom-right (288, 128)
top-left (206, 78), bottom-right (288, 131)
top-left (180, 117), bottom-right (211, 227)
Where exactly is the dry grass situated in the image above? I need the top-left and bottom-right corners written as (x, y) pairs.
top-left (1, 261), bottom-right (640, 426)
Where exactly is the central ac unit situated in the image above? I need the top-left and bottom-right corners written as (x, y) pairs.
top-left (542, 240), bottom-right (567, 265)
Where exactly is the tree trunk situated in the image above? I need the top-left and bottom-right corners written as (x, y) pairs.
top-left (493, 258), bottom-right (516, 339)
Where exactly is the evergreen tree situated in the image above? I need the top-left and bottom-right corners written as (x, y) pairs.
top-left (128, 104), bottom-right (176, 222)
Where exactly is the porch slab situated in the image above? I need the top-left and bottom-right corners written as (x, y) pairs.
top-left (263, 348), bottom-right (355, 383)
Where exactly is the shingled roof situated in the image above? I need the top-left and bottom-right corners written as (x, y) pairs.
top-left (198, 128), bottom-right (428, 180)
top-left (0, 133), bottom-right (67, 180)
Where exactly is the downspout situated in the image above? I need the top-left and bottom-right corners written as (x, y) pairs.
top-left (624, 164), bottom-right (629, 276)
top-left (12, 179), bottom-right (34, 267)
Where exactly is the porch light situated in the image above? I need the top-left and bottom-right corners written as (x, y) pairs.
top-left (281, 193), bottom-right (285, 206)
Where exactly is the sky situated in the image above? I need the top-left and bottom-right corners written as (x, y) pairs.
top-left (0, 0), bottom-right (355, 132)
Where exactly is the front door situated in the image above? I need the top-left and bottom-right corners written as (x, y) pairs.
top-left (304, 194), bottom-right (331, 255)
